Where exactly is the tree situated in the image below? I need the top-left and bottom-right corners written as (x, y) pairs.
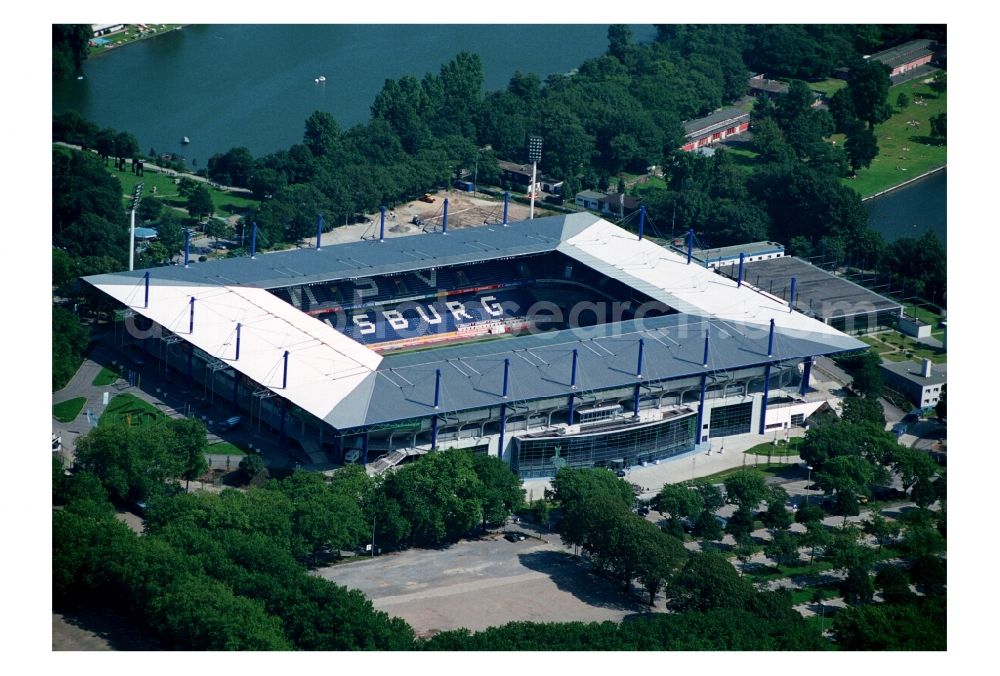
top-left (666, 551), bottom-right (754, 613)
top-left (379, 450), bottom-right (485, 547)
top-left (655, 483), bottom-right (703, 534)
top-left (303, 111), bottom-right (342, 159)
top-left (928, 70), bottom-right (947, 93)
top-left (800, 520), bottom-right (831, 565)
top-left (825, 525), bottom-right (875, 575)
top-left (862, 512), bottom-right (900, 551)
top-left (930, 113), bottom-right (946, 143)
top-left (764, 529), bottom-right (801, 568)
top-left (166, 418), bottom-right (209, 490)
top-left (846, 58), bottom-right (892, 128)
top-left (73, 419), bottom-right (201, 503)
top-left (724, 469), bottom-right (768, 512)
top-left (844, 122), bottom-right (879, 173)
top-left (52, 304), bottom-right (90, 390)
top-left (875, 565), bottom-right (915, 605)
top-left (896, 92), bottom-right (910, 110)
top-left (238, 454), bottom-right (265, 482)
top-left (187, 184), bottom-right (214, 220)
top-left (550, 467), bottom-right (634, 513)
top-left (841, 396), bottom-right (885, 426)
top-left (761, 486), bottom-right (793, 531)
top-left (150, 574), bottom-right (292, 650)
top-left (635, 527), bottom-right (687, 606)
top-left (832, 596), bottom-right (946, 650)
top-left (204, 219), bottom-right (233, 244)
top-left (53, 24), bottom-right (92, 79)
top-left (934, 387), bottom-right (946, 421)
top-left (725, 506), bottom-right (756, 543)
top-left (795, 502), bottom-right (824, 525)
top-left (607, 24), bottom-right (633, 62)
top-left (841, 564), bottom-right (875, 604)
top-left (815, 455), bottom-right (876, 521)
top-left (908, 555), bottom-right (946, 596)
top-left (846, 351), bottom-right (885, 398)
top-left (472, 454), bottom-right (524, 528)
top-left (273, 470), bottom-right (368, 562)
top-left (692, 508), bottom-right (724, 542)
top-left (891, 446), bottom-right (939, 494)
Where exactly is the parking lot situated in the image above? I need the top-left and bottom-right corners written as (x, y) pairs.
top-left (315, 526), bottom-right (656, 637)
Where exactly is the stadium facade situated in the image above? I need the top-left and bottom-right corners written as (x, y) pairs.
top-left (84, 213), bottom-right (866, 478)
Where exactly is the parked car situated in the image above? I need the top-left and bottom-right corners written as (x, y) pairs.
top-left (504, 531), bottom-right (526, 542)
top-left (219, 415), bottom-right (242, 431)
top-left (419, 193), bottom-right (436, 203)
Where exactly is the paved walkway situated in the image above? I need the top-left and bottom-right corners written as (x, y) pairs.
top-left (52, 332), bottom-right (292, 469)
top-left (523, 427), bottom-right (808, 502)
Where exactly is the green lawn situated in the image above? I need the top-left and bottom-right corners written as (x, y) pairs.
top-left (113, 168), bottom-right (258, 220)
top-left (691, 462), bottom-right (793, 485)
top-left (99, 393), bottom-right (164, 427)
top-left (53, 397), bottom-right (87, 423)
top-left (723, 146), bottom-right (761, 171)
top-left (808, 78), bottom-right (847, 97)
top-left (844, 76), bottom-right (947, 198)
top-left (744, 559), bottom-right (835, 583)
top-left (745, 437), bottom-right (804, 457)
top-left (789, 585), bottom-right (840, 606)
top-left (92, 366), bottom-right (120, 387)
top-left (207, 440), bottom-right (249, 456)
top-left (868, 331), bottom-right (946, 364)
top-left (902, 304), bottom-right (945, 327)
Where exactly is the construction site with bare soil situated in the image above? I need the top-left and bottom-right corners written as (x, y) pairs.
top-left (315, 189), bottom-right (561, 247)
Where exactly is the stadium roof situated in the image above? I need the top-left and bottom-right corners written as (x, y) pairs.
top-left (85, 214), bottom-right (867, 430)
top-left (740, 256), bottom-right (902, 320)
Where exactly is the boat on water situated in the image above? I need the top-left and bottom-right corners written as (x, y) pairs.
top-left (181, 136), bottom-right (190, 144)
top-left (314, 75), bottom-right (326, 83)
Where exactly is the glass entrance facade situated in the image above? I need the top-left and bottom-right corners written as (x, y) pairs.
top-left (708, 401), bottom-right (753, 437)
top-left (511, 412), bottom-right (697, 478)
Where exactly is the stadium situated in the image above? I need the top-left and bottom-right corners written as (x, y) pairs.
top-left (84, 210), bottom-right (866, 479)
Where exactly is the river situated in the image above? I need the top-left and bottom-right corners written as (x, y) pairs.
top-left (864, 168), bottom-right (947, 249)
top-left (53, 24), bottom-right (656, 164)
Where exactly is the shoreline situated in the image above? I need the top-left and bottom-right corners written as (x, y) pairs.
top-left (88, 25), bottom-right (187, 59)
top-left (861, 164), bottom-right (947, 202)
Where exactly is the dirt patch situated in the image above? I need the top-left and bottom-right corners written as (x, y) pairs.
top-left (315, 529), bottom-right (656, 636)
top-left (318, 189), bottom-right (557, 246)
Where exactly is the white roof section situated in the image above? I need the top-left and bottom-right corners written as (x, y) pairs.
top-left (85, 214), bottom-right (865, 429)
top-left (86, 274), bottom-right (381, 426)
top-left (558, 219), bottom-right (855, 345)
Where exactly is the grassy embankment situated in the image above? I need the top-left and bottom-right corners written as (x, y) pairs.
top-left (98, 393), bottom-right (164, 427)
top-left (53, 397), bottom-right (87, 423)
top-left (112, 167), bottom-right (259, 221)
top-left (92, 367), bottom-right (120, 387)
top-left (207, 441), bottom-right (249, 456)
top-left (841, 75), bottom-right (947, 198)
top-left (53, 144), bottom-right (258, 221)
top-left (745, 437), bottom-right (804, 457)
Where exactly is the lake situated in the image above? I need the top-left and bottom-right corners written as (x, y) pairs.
top-left (865, 168), bottom-right (947, 249)
top-left (53, 24), bottom-right (657, 164)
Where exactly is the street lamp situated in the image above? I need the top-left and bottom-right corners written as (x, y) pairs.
top-left (129, 182), bottom-right (143, 271)
top-left (528, 135), bottom-right (543, 220)
top-left (806, 465), bottom-right (814, 504)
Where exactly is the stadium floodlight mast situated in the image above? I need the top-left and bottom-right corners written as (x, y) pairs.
top-left (128, 183), bottom-right (143, 271)
top-left (528, 135), bottom-right (543, 219)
